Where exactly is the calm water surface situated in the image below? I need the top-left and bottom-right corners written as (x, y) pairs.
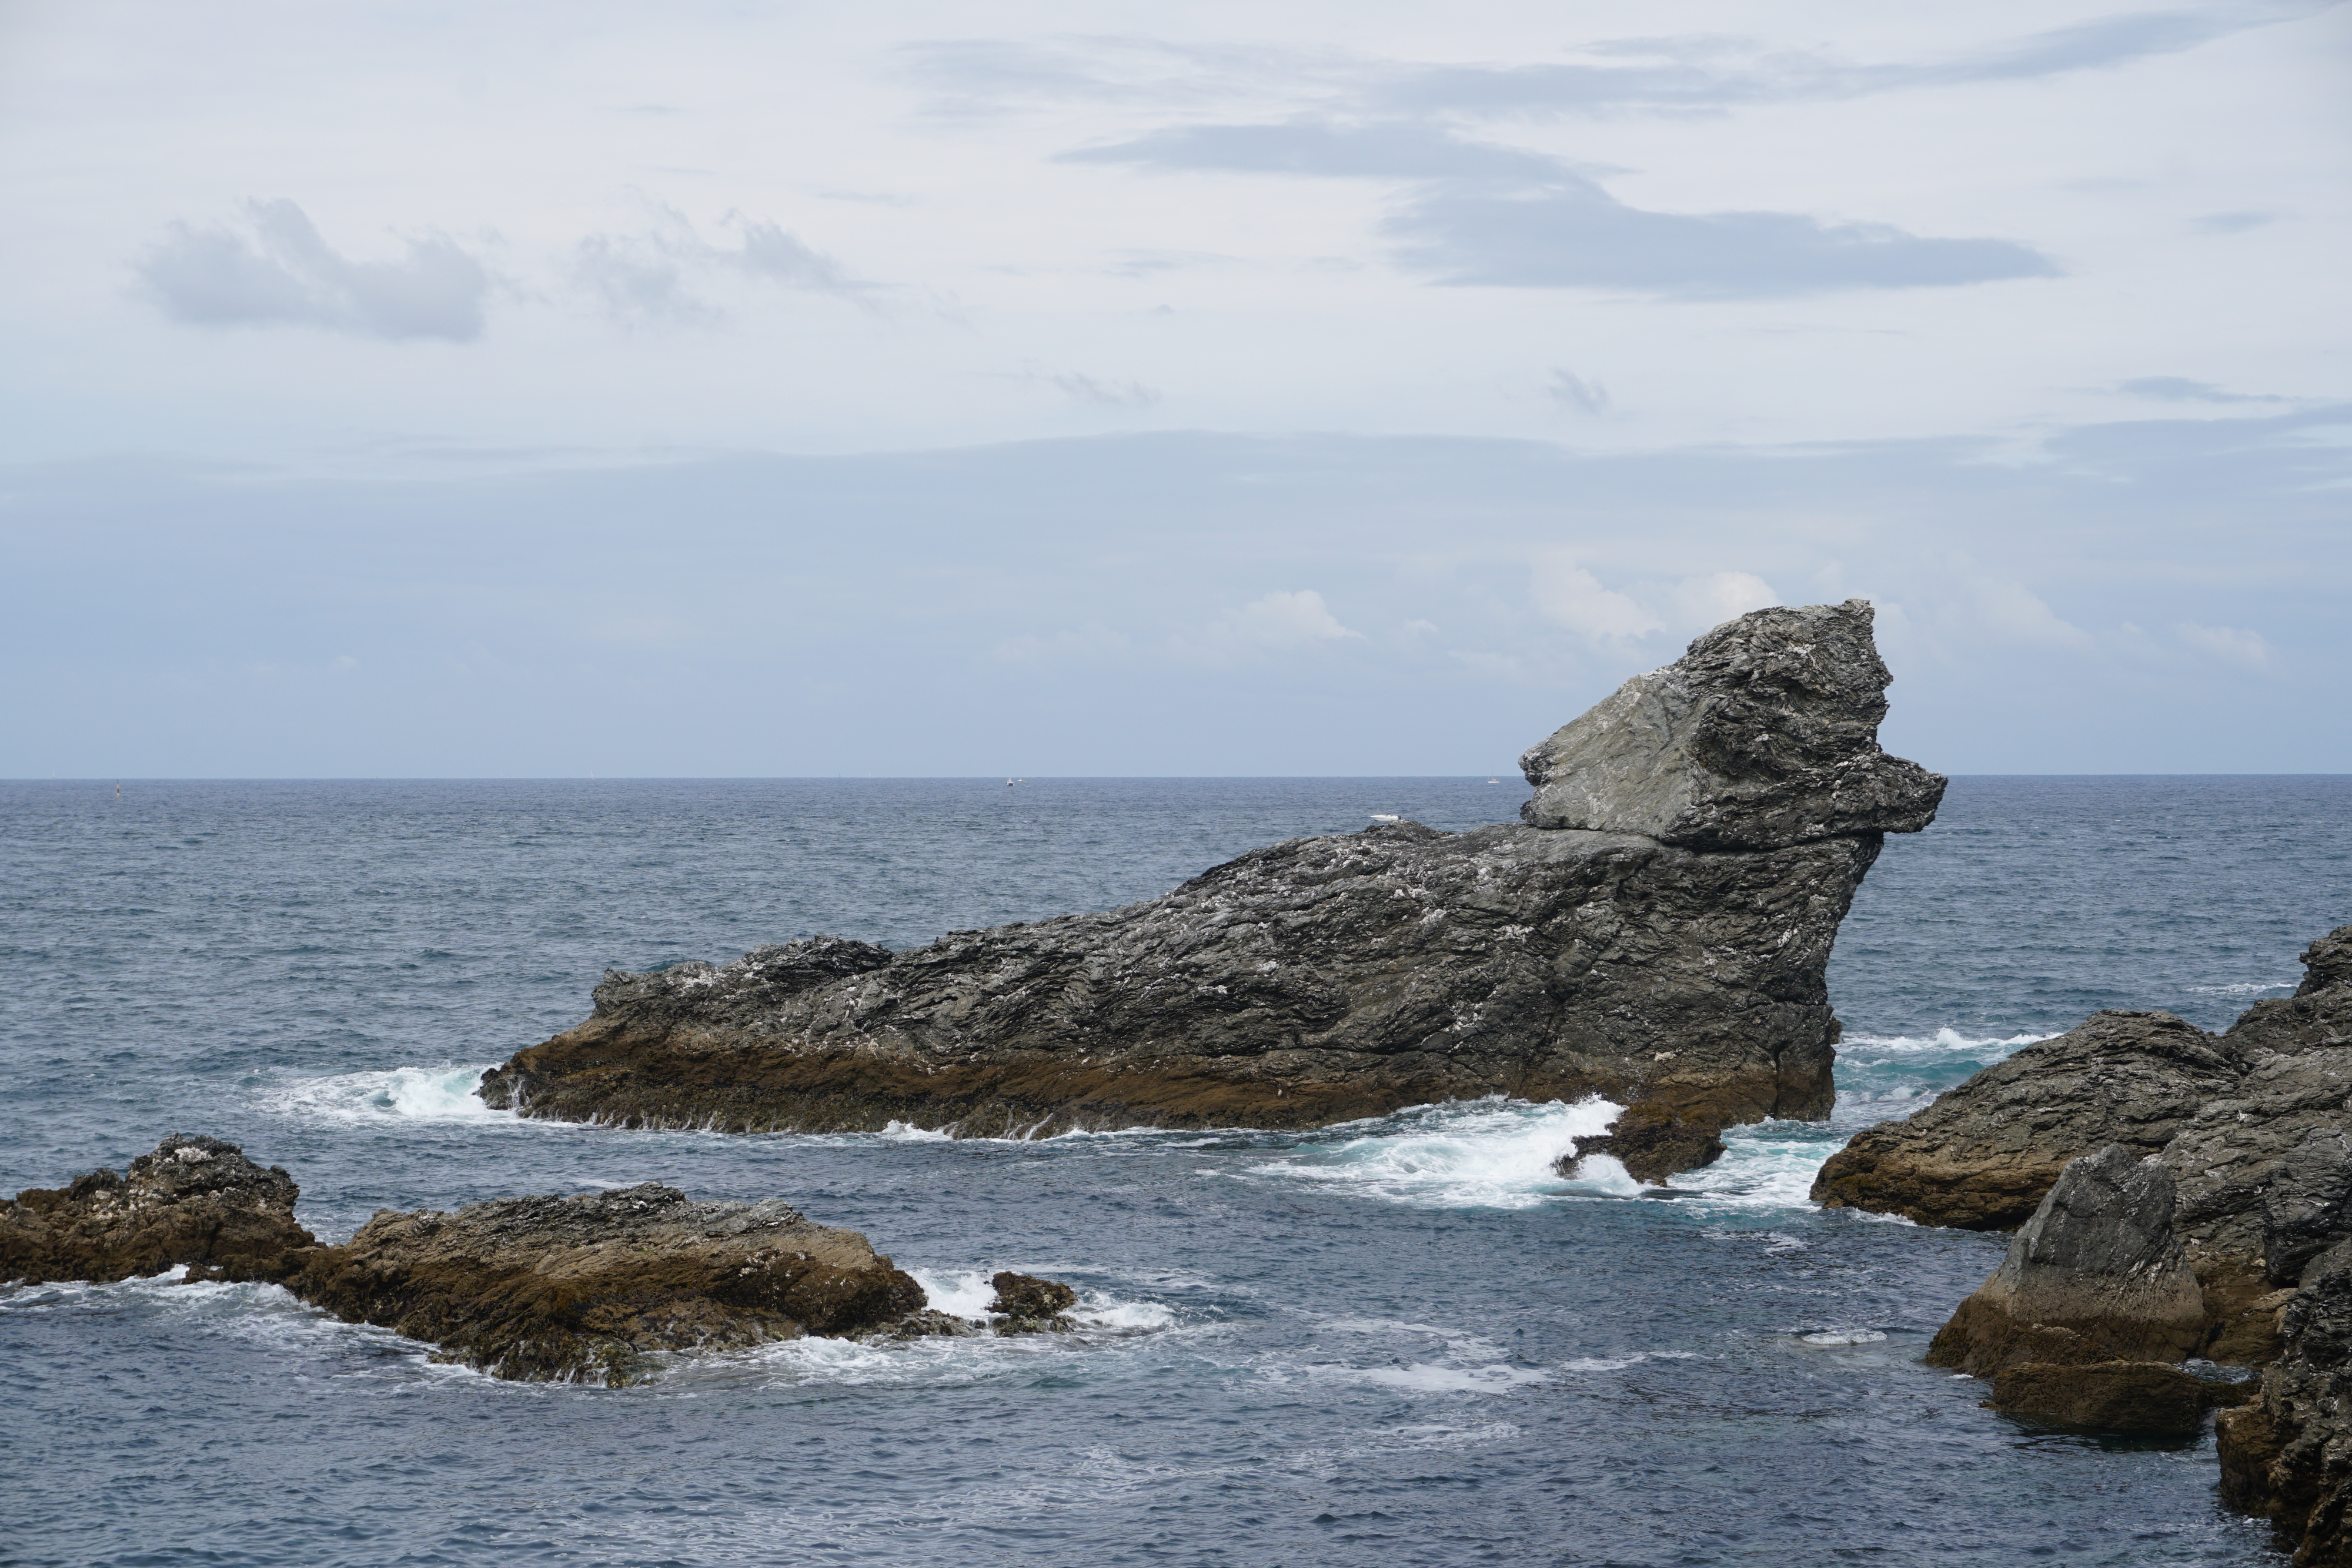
top-left (3, 775), bottom-right (2347, 1567)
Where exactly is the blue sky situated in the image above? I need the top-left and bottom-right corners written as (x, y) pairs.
top-left (2, 1), bottom-right (2346, 776)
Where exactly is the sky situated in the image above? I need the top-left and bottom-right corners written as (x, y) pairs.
top-left (1, 0), bottom-right (2346, 777)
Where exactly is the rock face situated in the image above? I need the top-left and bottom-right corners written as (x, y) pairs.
top-left (1518, 599), bottom-right (1943, 848)
top-left (1926, 1144), bottom-right (2208, 1377)
top-left (283, 1183), bottom-right (926, 1385)
top-left (1810, 1011), bottom-right (2242, 1230)
top-left (2220, 1242), bottom-right (2352, 1564)
top-left (1988, 1361), bottom-right (2236, 1435)
top-left (480, 602), bottom-right (1942, 1178)
top-left (1, 1134), bottom-right (317, 1285)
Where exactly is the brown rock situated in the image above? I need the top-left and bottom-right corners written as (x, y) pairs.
top-left (2217, 1242), bottom-right (2352, 1566)
top-left (1989, 1361), bottom-right (2223, 1435)
top-left (987, 1269), bottom-right (1080, 1332)
top-left (282, 1183), bottom-right (926, 1385)
top-left (1556, 1102), bottom-right (1727, 1185)
top-left (1926, 1145), bottom-right (2207, 1377)
top-left (0, 1134), bottom-right (316, 1286)
top-left (1809, 1011), bottom-right (2240, 1230)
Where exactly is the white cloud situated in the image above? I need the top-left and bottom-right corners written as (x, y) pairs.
top-left (1668, 571), bottom-right (1780, 630)
top-left (2174, 621), bottom-right (2271, 670)
top-left (1546, 370), bottom-right (1610, 416)
top-left (1530, 556), bottom-right (1662, 641)
top-left (134, 199), bottom-right (490, 342)
top-left (1175, 589), bottom-right (1364, 660)
top-left (1971, 579), bottom-right (2093, 647)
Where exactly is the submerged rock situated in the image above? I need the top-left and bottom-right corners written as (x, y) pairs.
top-left (1988, 1361), bottom-right (2240, 1435)
top-left (1926, 1145), bottom-right (2208, 1378)
top-left (0, 1134), bottom-right (316, 1286)
top-left (479, 601), bottom-right (1941, 1179)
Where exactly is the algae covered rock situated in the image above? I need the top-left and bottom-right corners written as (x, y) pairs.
top-left (283, 1183), bottom-right (927, 1385)
top-left (1, 1134), bottom-right (317, 1286)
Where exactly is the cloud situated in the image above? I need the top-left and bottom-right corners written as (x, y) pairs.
top-left (1176, 589), bottom-right (1364, 659)
top-left (1051, 372), bottom-right (1162, 407)
top-left (135, 199), bottom-right (490, 342)
top-left (1669, 571), bottom-right (1780, 628)
top-left (2191, 210), bottom-right (2276, 235)
top-left (1545, 369), bottom-right (1611, 415)
top-left (1067, 121), bottom-right (2057, 297)
top-left (2116, 376), bottom-right (2289, 404)
top-left (1371, 9), bottom-right (2305, 118)
top-left (2174, 621), bottom-right (2271, 670)
top-left (1530, 556), bottom-right (1662, 640)
top-left (573, 208), bottom-right (866, 323)
top-left (1970, 579), bottom-right (2093, 648)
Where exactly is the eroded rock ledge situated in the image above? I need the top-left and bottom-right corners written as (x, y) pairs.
top-left (4, 1137), bottom-right (1073, 1386)
top-left (479, 601), bottom-right (1942, 1178)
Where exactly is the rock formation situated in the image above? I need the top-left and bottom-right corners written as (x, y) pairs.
top-left (4, 1137), bottom-right (1073, 1387)
top-left (281, 1183), bottom-right (927, 1385)
top-left (1926, 1145), bottom-right (2209, 1378)
top-left (0, 1134), bottom-right (317, 1285)
top-left (2220, 1242), bottom-right (2352, 1564)
top-left (1810, 1011), bottom-right (2243, 1230)
top-left (1833, 928), bottom-right (2352, 1557)
top-left (479, 601), bottom-right (1942, 1179)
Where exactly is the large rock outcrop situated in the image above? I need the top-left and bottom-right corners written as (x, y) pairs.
top-left (282, 1184), bottom-right (927, 1385)
top-left (0, 1134), bottom-right (317, 1285)
top-left (479, 601), bottom-right (1942, 1176)
top-left (1810, 1010), bottom-right (2243, 1230)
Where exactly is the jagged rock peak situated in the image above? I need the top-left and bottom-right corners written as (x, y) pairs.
top-left (1518, 599), bottom-right (1946, 850)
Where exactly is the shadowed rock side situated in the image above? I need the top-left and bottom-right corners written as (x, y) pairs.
top-left (0, 1134), bottom-right (317, 1285)
top-left (480, 602), bottom-right (1942, 1179)
top-left (2221, 1242), bottom-right (2352, 1566)
top-left (4, 1137), bottom-right (1040, 1388)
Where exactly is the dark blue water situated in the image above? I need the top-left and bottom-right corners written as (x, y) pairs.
top-left (4, 775), bottom-right (2347, 1567)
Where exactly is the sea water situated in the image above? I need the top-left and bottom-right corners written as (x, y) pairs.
top-left (2, 775), bottom-right (2347, 1567)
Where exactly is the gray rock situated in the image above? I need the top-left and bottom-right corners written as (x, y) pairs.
top-left (1927, 1144), bottom-right (2208, 1376)
top-left (1810, 1011), bottom-right (2240, 1230)
top-left (1517, 600), bottom-right (1945, 850)
top-left (480, 603), bottom-right (1940, 1178)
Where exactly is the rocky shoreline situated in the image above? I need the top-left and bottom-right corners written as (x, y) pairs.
top-left (1, 1135), bottom-right (1081, 1385)
top-left (1829, 925), bottom-right (2352, 1563)
top-left (479, 600), bottom-right (1943, 1182)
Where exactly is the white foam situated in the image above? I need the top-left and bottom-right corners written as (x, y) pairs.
top-left (1359, 1362), bottom-right (1551, 1393)
top-left (1799, 1329), bottom-right (1888, 1346)
top-left (263, 1064), bottom-right (517, 1125)
top-left (877, 1121), bottom-right (953, 1141)
top-left (906, 1268), bottom-right (1176, 1331)
top-left (2189, 982), bottom-right (2293, 996)
top-left (1249, 1096), bottom-right (1624, 1210)
top-left (1840, 1028), bottom-right (2054, 1055)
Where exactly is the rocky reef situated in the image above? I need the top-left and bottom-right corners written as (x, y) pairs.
top-left (480, 600), bottom-right (1942, 1179)
top-left (0, 1134), bottom-right (317, 1285)
top-left (4, 1137), bottom-right (1071, 1386)
top-left (1826, 926), bottom-right (2352, 1558)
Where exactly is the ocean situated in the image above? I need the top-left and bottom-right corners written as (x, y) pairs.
top-left (4, 774), bottom-right (2348, 1567)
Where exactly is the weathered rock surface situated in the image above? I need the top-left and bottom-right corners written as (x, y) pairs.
top-left (282, 1183), bottom-right (926, 1385)
top-left (480, 603), bottom-right (1942, 1178)
top-left (2220, 1242), bottom-right (2352, 1565)
top-left (1988, 1360), bottom-right (2241, 1435)
top-left (1556, 1103), bottom-right (1728, 1185)
top-left (1, 1134), bottom-right (316, 1285)
top-left (1518, 599), bottom-right (1944, 848)
top-left (1927, 1145), bottom-right (2208, 1376)
top-left (5, 1139), bottom-right (1016, 1387)
top-left (1810, 1011), bottom-right (2241, 1230)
